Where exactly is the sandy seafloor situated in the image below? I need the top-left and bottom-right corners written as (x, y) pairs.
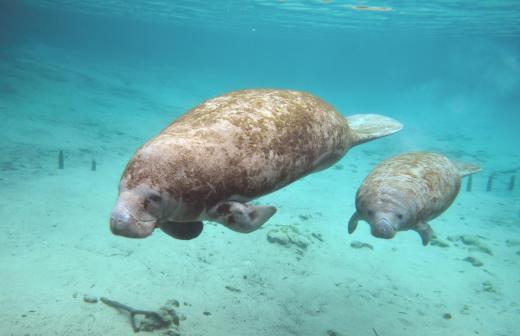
top-left (1, 44), bottom-right (519, 336)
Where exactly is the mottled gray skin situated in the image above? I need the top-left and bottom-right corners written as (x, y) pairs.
top-left (110, 89), bottom-right (402, 240)
top-left (348, 152), bottom-right (480, 245)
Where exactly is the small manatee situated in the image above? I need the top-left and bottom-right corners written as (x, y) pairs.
top-left (348, 152), bottom-right (480, 245)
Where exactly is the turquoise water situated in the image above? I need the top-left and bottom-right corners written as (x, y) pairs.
top-left (1, 1), bottom-right (519, 335)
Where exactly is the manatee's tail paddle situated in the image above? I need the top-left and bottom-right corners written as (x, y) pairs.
top-left (346, 114), bottom-right (403, 146)
top-left (454, 162), bottom-right (481, 177)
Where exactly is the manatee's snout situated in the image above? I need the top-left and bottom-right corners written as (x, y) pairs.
top-left (371, 217), bottom-right (396, 239)
top-left (109, 202), bottom-right (155, 238)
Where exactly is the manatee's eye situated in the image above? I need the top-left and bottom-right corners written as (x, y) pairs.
top-left (148, 194), bottom-right (162, 203)
top-left (397, 213), bottom-right (403, 220)
top-left (367, 210), bottom-right (374, 216)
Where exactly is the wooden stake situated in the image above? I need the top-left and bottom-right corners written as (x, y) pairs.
top-left (466, 175), bottom-right (473, 192)
top-left (58, 150), bottom-right (64, 169)
top-left (486, 175), bottom-right (493, 192)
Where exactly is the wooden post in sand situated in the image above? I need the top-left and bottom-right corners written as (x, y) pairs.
top-left (58, 150), bottom-right (64, 169)
top-left (486, 174), bottom-right (494, 192)
top-left (466, 175), bottom-right (473, 192)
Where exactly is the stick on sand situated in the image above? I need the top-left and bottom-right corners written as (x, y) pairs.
top-left (100, 297), bottom-right (167, 332)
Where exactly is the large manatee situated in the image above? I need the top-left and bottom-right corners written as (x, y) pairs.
top-left (110, 89), bottom-right (402, 240)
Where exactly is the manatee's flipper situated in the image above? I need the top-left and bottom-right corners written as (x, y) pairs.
top-left (160, 221), bottom-right (203, 240)
top-left (348, 212), bottom-right (360, 234)
top-left (207, 201), bottom-right (276, 233)
top-left (454, 161), bottom-right (481, 177)
top-left (346, 114), bottom-right (403, 146)
top-left (416, 221), bottom-right (433, 246)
